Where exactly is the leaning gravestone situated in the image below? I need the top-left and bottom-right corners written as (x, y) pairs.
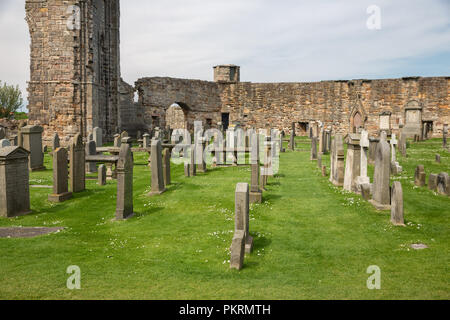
top-left (249, 132), bottom-right (262, 203)
top-left (437, 172), bottom-right (450, 196)
top-left (98, 164), bottom-right (106, 186)
top-left (428, 174), bottom-right (438, 191)
top-left (0, 147), bottom-right (31, 218)
top-left (163, 148), bottom-right (171, 186)
top-left (21, 125), bottom-right (45, 171)
top-left (343, 133), bottom-right (361, 192)
top-left (148, 139), bottom-right (166, 196)
top-left (69, 134), bottom-right (85, 193)
top-left (48, 148), bottom-right (72, 202)
top-left (230, 230), bottom-right (245, 271)
top-left (85, 140), bottom-right (97, 173)
top-left (93, 127), bottom-right (103, 147)
top-left (115, 142), bottom-right (134, 220)
top-left (0, 139), bottom-right (11, 148)
top-left (369, 138), bottom-right (391, 210)
top-left (235, 182), bottom-right (253, 254)
top-left (414, 165), bottom-right (426, 187)
top-left (390, 181), bottom-right (405, 226)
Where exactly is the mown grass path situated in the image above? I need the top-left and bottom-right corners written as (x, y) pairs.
top-left (0, 138), bottom-right (448, 299)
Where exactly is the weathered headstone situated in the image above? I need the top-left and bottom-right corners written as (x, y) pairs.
top-left (143, 133), bottom-right (151, 148)
top-left (428, 173), bottom-right (438, 191)
top-left (21, 125), bottom-right (45, 171)
top-left (235, 182), bottom-right (253, 254)
top-left (361, 183), bottom-right (371, 200)
top-left (93, 127), bottom-right (103, 147)
top-left (69, 134), bottom-right (85, 193)
top-left (115, 142), bottom-right (134, 220)
top-left (98, 164), bottom-right (106, 186)
top-left (390, 181), bottom-right (405, 226)
top-left (249, 132), bottom-right (262, 203)
top-left (343, 133), bottom-right (361, 192)
top-left (318, 127), bottom-right (324, 155)
top-left (85, 140), bottom-right (97, 173)
top-left (330, 134), bottom-right (345, 187)
top-left (368, 137), bottom-right (379, 165)
top-left (435, 154), bottom-right (441, 163)
top-left (369, 138), bottom-right (391, 210)
top-left (310, 137), bottom-right (318, 160)
top-left (0, 139), bottom-right (11, 148)
top-left (48, 148), bottom-right (72, 202)
top-left (149, 139), bottom-right (166, 196)
top-left (230, 230), bottom-right (245, 271)
top-left (356, 130), bottom-right (370, 191)
top-left (437, 172), bottom-right (450, 196)
top-left (414, 165), bottom-right (426, 187)
top-left (0, 147), bottom-right (31, 218)
top-left (163, 148), bottom-right (171, 186)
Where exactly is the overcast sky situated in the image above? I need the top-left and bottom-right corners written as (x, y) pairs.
top-left (0, 0), bottom-right (449, 109)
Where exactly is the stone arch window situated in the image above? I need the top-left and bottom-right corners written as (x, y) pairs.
top-left (349, 105), bottom-right (366, 133)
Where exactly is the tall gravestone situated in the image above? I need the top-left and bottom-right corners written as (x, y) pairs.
top-left (318, 127), bottom-right (324, 155)
top-left (403, 101), bottom-right (423, 138)
top-left (249, 132), bottom-right (262, 203)
top-left (69, 134), bottom-right (85, 193)
top-left (149, 139), bottom-right (166, 196)
top-left (85, 140), bottom-right (97, 173)
top-left (98, 164), bottom-right (107, 186)
top-left (0, 147), bottom-right (31, 218)
top-left (48, 148), bottom-right (72, 202)
top-left (390, 181), bottom-right (405, 226)
top-left (343, 133), bottom-right (361, 192)
top-left (368, 137), bottom-right (379, 165)
top-left (356, 130), bottom-right (370, 191)
top-left (143, 133), bottom-right (151, 148)
top-left (93, 127), bottom-right (103, 147)
top-left (369, 138), bottom-right (391, 210)
top-left (330, 134), bottom-right (345, 187)
top-left (163, 148), bottom-right (171, 186)
top-left (21, 125), bottom-right (45, 171)
top-left (115, 142), bottom-right (134, 220)
top-left (235, 182), bottom-right (253, 254)
top-left (310, 137), bottom-right (318, 160)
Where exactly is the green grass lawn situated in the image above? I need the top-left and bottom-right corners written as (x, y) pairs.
top-left (0, 137), bottom-right (448, 300)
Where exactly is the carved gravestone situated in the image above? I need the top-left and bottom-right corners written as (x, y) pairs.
top-left (48, 148), bottom-right (72, 202)
top-left (21, 125), bottom-right (45, 171)
top-left (69, 134), bottom-right (85, 193)
top-left (369, 138), bottom-right (391, 210)
top-left (437, 172), bottom-right (450, 196)
top-left (0, 147), bottom-right (31, 218)
top-left (428, 174), bottom-right (438, 191)
top-left (390, 181), bottom-right (405, 226)
top-left (98, 164), bottom-right (106, 186)
top-left (343, 133), bottom-right (361, 192)
top-left (414, 165), bottom-right (426, 187)
top-left (235, 182), bottom-right (253, 254)
top-left (85, 140), bottom-right (97, 173)
top-left (249, 132), bottom-right (262, 203)
top-left (230, 230), bottom-right (245, 271)
top-left (0, 139), bottom-right (11, 148)
top-left (184, 163), bottom-right (190, 177)
top-left (163, 148), bottom-right (171, 186)
top-left (149, 139), bottom-right (166, 196)
top-left (115, 143), bottom-right (134, 220)
top-left (93, 127), bottom-right (103, 147)
top-left (310, 137), bottom-right (318, 160)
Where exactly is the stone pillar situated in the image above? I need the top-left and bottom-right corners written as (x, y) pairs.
top-left (370, 139), bottom-right (391, 210)
top-left (149, 139), bottom-right (166, 196)
top-left (48, 148), bottom-right (72, 202)
top-left (0, 146), bottom-right (31, 218)
top-left (98, 164), bottom-right (106, 186)
top-left (310, 137), bottom-right (318, 160)
top-left (85, 140), bottom-right (97, 173)
top-left (343, 133), bottom-right (361, 192)
top-left (69, 134), bottom-right (85, 193)
top-left (93, 127), bottom-right (103, 147)
top-left (356, 130), bottom-right (370, 191)
top-left (249, 132), bottom-right (262, 203)
top-left (21, 125), bottom-right (45, 171)
top-left (163, 148), bottom-right (171, 186)
top-left (235, 182), bottom-right (253, 254)
top-left (115, 143), bottom-right (134, 220)
top-left (414, 165), bottom-right (426, 187)
top-left (390, 181), bottom-right (405, 226)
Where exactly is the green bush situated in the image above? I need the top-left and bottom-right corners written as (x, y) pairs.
top-left (0, 81), bottom-right (23, 119)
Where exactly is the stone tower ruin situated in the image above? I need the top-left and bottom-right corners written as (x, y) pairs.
top-left (25, 0), bottom-right (122, 143)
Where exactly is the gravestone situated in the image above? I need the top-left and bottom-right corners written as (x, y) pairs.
top-left (93, 127), bottom-right (103, 147)
top-left (379, 112), bottom-right (391, 135)
top-left (414, 165), bottom-right (426, 187)
top-left (9, 135), bottom-right (18, 146)
top-left (48, 148), bottom-right (72, 202)
top-left (369, 138), bottom-right (391, 210)
top-left (437, 172), bottom-right (450, 196)
top-left (317, 153), bottom-right (322, 169)
top-left (85, 140), bottom-right (97, 173)
top-left (230, 230), bottom-right (245, 271)
top-left (98, 164), bottom-right (106, 186)
top-left (69, 134), bottom-right (85, 193)
top-left (398, 133), bottom-right (407, 158)
top-left (113, 134), bottom-right (121, 147)
top-left (403, 101), bottom-right (423, 138)
top-left (87, 133), bottom-right (93, 142)
top-left (368, 137), bottom-right (379, 165)
top-left (330, 134), bottom-right (345, 187)
top-left (361, 183), bottom-right (371, 201)
top-left (249, 132), bottom-right (262, 203)
top-left (325, 130), bottom-right (332, 153)
top-left (149, 139), bottom-right (166, 196)
top-left (143, 133), bottom-right (151, 148)
top-left (260, 136), bottom-right (271, 190)
top-left (310, 137), bottom-right (318, 160)
top-left (21, 125), bottom-right (45, 171)
top-left (189, 144), bottom-right (197, 176)
top-left (163, 148), bottom-right (171, 186)
top-left (289, 122), bottom-right (295, 151)
top-left (0, 147), bottom-right (31, 218)
top-left (318, 127), bottom-right (324, 155)
top-left (435, 154), bottom-right (441, 163)
top-left (115, 142), bottom-right (134, 220)
top-left (52, 133), bottom-right (60, 153)
top-left (343, 133), bottom-right (361, 192)
top-left (356, 130), bottom-right (370, 192)
top-left (196, 137), bottom-right (207, 173)
top-left (390, 134), bottom-right (402, 175)
top-left (0, 139), bottom-right (11, 148)
top-left (235, 182), bottom-right (253, 254)
top-left (428, 174), bottom-right (438, 191)
top-left (322, 165), bottom-right (327, 177)
top-left (390, 181), bottom-right (405, 226)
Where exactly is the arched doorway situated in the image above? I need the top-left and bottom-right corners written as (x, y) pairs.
top-left (166, 103), bottom-right (186, 130)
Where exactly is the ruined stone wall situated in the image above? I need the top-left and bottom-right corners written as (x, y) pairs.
top-left (136, 74), bottom-right (449, 137)
top-left (26, 0), bottom-right (121, 145)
